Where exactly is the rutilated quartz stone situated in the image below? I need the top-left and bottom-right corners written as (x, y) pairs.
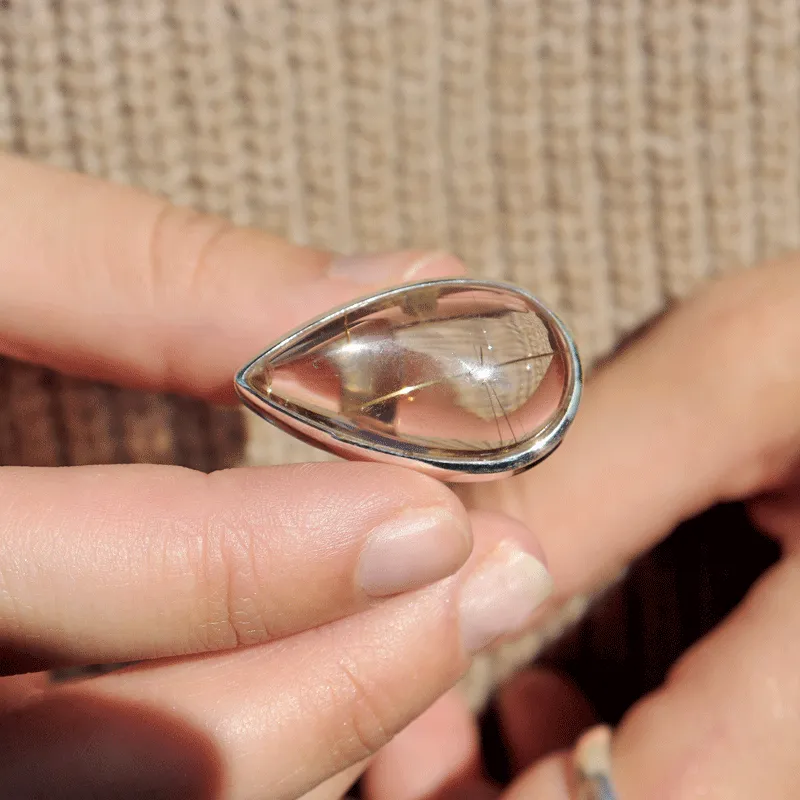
top-left (236, 280), bottom-right (580, 480)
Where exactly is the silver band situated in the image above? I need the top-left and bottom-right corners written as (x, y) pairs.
top-left (573, 725), bottom-right (618, 800)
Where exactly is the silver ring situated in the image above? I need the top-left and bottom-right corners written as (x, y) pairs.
top-left (235, 278), bottom-right (582, 482)
top-left (574, 725), bottom-right (619, 800)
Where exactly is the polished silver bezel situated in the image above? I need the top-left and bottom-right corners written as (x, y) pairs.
top-left (235, 278), bottom-right (582, 482)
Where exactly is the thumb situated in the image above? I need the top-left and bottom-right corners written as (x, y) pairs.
top-left (461, 258), bottom-right (800, 599)
top-left (0, 153), bottom-right (464, 399)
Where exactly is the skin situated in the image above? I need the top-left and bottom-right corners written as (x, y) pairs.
top-left (3, 152), bottom-right (800, 798)
top-left (365, 260), bottom-right (800, 799)
top-left (0, 154), bottom-right (549, 800)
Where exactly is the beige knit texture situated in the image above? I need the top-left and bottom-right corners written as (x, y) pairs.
top-left (1, 0), bottom-right (797, 709)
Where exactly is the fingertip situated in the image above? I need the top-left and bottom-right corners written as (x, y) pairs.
top-left (385, 466), bottom-right (476, 543)
top-left (467, 509), bottom-right (548, 569)
top-left (401, 251), bottom-right (468, 282)
top-left (326, 250), bottom-right (467, 286)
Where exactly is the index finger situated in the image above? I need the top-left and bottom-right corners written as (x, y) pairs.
top-left (0, 154), bottom-right (464, 399)
top-left (461, 259), bottom-right (800, 599)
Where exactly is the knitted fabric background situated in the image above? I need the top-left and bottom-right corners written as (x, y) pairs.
top-left (0, 0), bottom-right (798, 709)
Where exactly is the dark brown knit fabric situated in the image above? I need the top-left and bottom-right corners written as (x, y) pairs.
top-left (0, 357), bottom-right (245, 472)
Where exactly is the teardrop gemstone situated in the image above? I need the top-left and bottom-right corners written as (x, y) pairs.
top-left (235, 279), bottom-right (581, 481)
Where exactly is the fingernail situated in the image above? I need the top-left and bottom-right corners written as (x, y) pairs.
top-left (358, 507), bottom-right (472, 597)
top-left (327, 250), bottom-right (463, 285)
top-left (459, 540), bottom-right (553, 654)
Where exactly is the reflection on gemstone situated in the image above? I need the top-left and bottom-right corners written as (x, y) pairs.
top-left (236, 280), bottom-right (580, 480)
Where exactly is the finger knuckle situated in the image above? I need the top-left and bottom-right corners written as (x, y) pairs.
top-left (333, 659), bottom-right (395, 758)
top-left (145, 202), bottom-right (237, 311)
top-left (191, 474), bottom-right (275, 651)
top-left (140, 202), bottom-right (238, 390)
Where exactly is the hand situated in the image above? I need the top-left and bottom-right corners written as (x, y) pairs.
top-left (0, 155), bottom-right (555, 800)
top-left (364, 260), bottom-right (800, 799)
